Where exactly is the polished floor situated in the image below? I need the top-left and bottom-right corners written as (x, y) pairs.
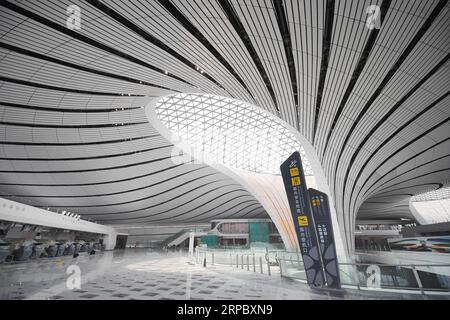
top-left (0, 249), bottom-right (445, 300)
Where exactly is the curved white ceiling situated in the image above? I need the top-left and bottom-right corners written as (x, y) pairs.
top-left (0, 0), bottom-right (449, 253)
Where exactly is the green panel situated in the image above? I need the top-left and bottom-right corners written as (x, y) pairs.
top-left (200, 235), bottom-right (219, 248)
top-left (249, 222), bottom-right (269, 243)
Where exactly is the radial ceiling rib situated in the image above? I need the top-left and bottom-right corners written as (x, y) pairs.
top-left (273, 0), bottom-right (299, 125)
top-left (362, 137), bottom-right (450, 199)
top-left (0, 100), bottom-right (141, 113)
top-left (0, 120), bottom-right (147, 129)
top-left (203, 202), bottom-right (263, 222)
top-left (156, 0), bottom-right (254, 101)
top-left (348, 92), bottom-right (450, 212)
top-left (149, 194), bottom-right (257, 223)
top-left (85, 0), bottom-right (228, 94)
top-left (0, 135), bottom-right (158, 147)
top-left (0, 76), bottom-right (144, 97)
top-left (312, 0), bottom-right (335, 144)
top-left (331, 0), bottom-right (448, 151)
top-left (6, 169), bottom-right (215, 199)
top-left (341, 55), bottom-right (449, 210)
top-left (0, 0), bottom-right (194, 87)
top-left (0, 155), bottom-right (176, 174)
top-left (0, 144), bottom-right (173, 162)
top-left (374, 169), bottom-right (450, 194)
top-left (0, 163), bottom-right (193, 187)
top-left (218, 0), bottom-right (279, 113)
top-left (176, 200), bottom-right (262, 223)
top-left (0, 42), bottom-right (178, 92)
top-left (112, 197), bottom-right (262, 224)
top-left (91, 186), bottom-right (247, 217)
top-left (321, 0), bottom-right (392, 160)
top-left (332, 2), bottom-right (449, 203)
top-left (41, 177), bottom-right (229, 210)
top-left (322, 0), bottom-right (392, 248)
top-left (372, 163), bottom-right (450, 197)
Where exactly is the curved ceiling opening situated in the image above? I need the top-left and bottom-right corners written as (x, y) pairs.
top-left (410, 185), bottom-right (450, 224)
top-left (155, 93), bottom-right (313, 176)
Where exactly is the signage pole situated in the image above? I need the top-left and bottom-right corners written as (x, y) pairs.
top-left (309, 188), bottom-right (341, 289)
top-left (280, 151), bottom-right (325, 287)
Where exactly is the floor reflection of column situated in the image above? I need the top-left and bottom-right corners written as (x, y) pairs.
top-left (185, 270), bottom-right (192, 300)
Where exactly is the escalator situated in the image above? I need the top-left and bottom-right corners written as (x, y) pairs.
top-left (163, 229), bottom-right (207, 248)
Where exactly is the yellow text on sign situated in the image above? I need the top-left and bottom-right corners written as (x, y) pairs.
top-left (298, 216), bottom-right (308, 227)
top-left (291, 176), bottom-right (301, 186)
top-left (290, 168), bottom-right (299, 177)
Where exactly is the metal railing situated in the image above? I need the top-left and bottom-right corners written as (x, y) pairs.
top-left (194, 247), bottom-right (450, 295)
top-left (277, 256), bottom-right (450, 295)
top-left (194, 247), bottom-right (291, 276)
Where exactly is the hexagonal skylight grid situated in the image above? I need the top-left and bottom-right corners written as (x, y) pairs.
top-left (411, 183), bottom-right (450, 202)
top-left (155, 93), bottom-right (313, 176)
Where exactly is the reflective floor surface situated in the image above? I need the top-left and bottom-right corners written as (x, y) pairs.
top-left (0, 249), bottom-right (448, 300)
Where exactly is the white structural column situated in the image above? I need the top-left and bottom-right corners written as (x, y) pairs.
top-left (226, 164), bottom-right (347, 262)
top-left (0, 197), bottom-right (117, 250)
top-left (146, 96), bottom-right (348, 262)
top-left (228, 169), bottom-right (300, 250)
top-left (290, 130), bottom-right (348, 261)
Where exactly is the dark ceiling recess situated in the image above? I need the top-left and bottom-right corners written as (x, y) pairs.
top-left (0, 42), bottom-right (177, 92)
top-left (85, 0), bottom-right (230, 95)
top-left (0, 145), bottom-right (174, 162)
top-left (349, 91), bottom-right (450, 214)
top-left (218, 0), bottom-right (280, 113)
top-left (341, 54), bottom-right (449, 241)
top-left (273, 0), bottom-right (299, 128)
top-left (323, 0), bottom-right (392, 249)
top-left (0, 135), bottom-right (157, 147)
top-left (0, 163), bottom-right (190, 187)
top-left (312, 0), bottom-right (335, 144)
top-left (358, 128), bottom-right (450, 205)
top-left (0, 76), bottom-right (144, 97)
top-left (333, 0), bottom-right (449, 208)
top-left (86, 185), bottom-right (245, 217)
top-left (333, 0), bottom-right (449, 245)
top-left (0, 0), bottom-right (194, 87)
top-left (6, 169), bottom-right (211, 198)
top-left (157, 0), bottom-right (255, 102)
top-left (322, 0), bottom-right (392, 161)
top-left (0, 101), bottom-right (140, 113)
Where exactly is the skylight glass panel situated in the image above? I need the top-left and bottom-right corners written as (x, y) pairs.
top-left (155, 93), bottom-right (313, 176)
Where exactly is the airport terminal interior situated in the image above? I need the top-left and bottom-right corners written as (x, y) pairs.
top-left (0, 0), bottom-right (449, 301)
